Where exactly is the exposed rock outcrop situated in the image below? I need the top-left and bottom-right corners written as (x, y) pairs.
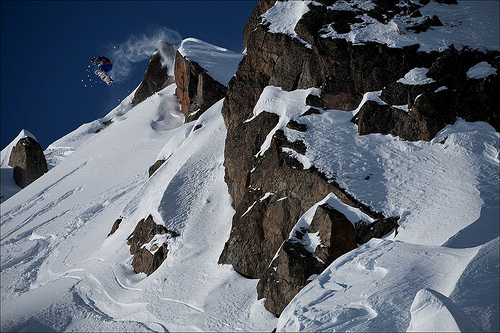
top-left (174, 51), bottom-right (227, 122)
top-left (355, 217), bottom-right (400, 245)
top-left (9, 136), bottom-right (48, 188)
top-left (132, 41), bottom-right (176, 107)
top-left (107, 218), bottom-right (122, 237)
top-left (148, 159), bottom-right (166, 177)
top-left (220, 0), bottom-right (498, 315)
top-left (127, 214), bottom-right (179, 275)
top-left (256, 203), bottom-right (358, 315)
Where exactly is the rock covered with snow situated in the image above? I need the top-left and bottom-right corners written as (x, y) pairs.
top-left (220, 0), bottom-right (499, 317)
top-left (1, 129), bottom-right (38, 168)
top-left (175, 38), bottom-right (242, 122)
top-left (126, 214), bottom-right (179, 275)
top-left (256, 201), bottom-right (359, 315)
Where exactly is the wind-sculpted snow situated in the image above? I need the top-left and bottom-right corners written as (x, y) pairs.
top-left (177, 38), bottom-right (243, 86)
top-left (250, 85), bottom-right (498, 331)
top-left (1, 85), bottom-right (276, 331)
top-left (276, 239), bottom-right (479, 332)
top-left (253, 87), bottom-right (499, 247)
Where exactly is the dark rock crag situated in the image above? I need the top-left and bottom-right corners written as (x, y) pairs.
top-left (9, 136), bottom-right (48, 188)
top-left (148, 159), bottom-right (166, 177)
top-left (127, 214), bottom-right (179, 275)
top-left (174, 51), bottom-right (227, 122)
top-left (132, 41), bottom-right (176, 107)
top-left (219, 0), bottom-right (497, 315)
top-left (256, 203), bottom-right (358, 315)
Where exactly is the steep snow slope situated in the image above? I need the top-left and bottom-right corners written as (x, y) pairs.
top-left (1, 79), bottom-right (276, 331)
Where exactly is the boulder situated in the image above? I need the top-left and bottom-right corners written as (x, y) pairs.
top-left (107, 218), bottom-right (122, 237)
top-left (9, 137), bottom-right (48, 188)
top-left (256, 204), bottom-right (357, 315)
top-left (355, 217), bottom-right (400, 244)
top-left (351, 101), bottom-right (421, 141)
top-left (174, 51), bottom-right (227, 122)
top-left (148, 159), bottom-right (166, 177)
top-left (127, 214), bottom-right (179, 275)
top-left (132, 41), bottom-right (176, 107)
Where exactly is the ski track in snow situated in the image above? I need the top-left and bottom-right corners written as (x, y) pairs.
top-left (1, 85), bottom-right (277, 331)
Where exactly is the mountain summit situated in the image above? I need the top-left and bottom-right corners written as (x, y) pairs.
top-left (1, 1), bottom-right (498, 332)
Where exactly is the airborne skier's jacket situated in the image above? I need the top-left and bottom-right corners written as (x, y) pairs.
top-left (96, 55), bottom-right (112, 72)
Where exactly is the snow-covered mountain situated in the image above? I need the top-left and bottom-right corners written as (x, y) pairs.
top-left (1, 1), bottom-right (499, 332)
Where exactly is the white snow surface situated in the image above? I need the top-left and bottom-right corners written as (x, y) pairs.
top-left (249, 86), bottom-right (499, 332)
top-left (1, 31), bottom-right (499, 333)
top-left (397, 67), bottom-right (435, 85)
top-left (262, 0), bottom-right (499, 52)
top-left (260, 0), bottom-right (320, 47)
top-left (407, 288), bottom-right (478, 332)
top-left (177, 38), bottom-right (243, 85)
top-left (1, 82), bottom-right (276, 331)
top-left (276, 239), bottom-right (481, 332)
top-left (467, 61), bottom-right (498, 80)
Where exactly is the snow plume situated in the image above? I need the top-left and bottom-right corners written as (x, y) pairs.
top-left (108, 27), bottom-right (182, 81)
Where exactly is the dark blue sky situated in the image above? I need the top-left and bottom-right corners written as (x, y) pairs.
top-left (1, 1), bottom-right (257, 150)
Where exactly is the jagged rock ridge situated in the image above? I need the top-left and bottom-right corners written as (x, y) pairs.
top-left (132, 41), bottom-right (176, 107)
top-left (220, 0), bottom-right (499, 314)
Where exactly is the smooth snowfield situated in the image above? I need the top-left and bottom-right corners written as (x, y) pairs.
top-left (1, 84), bottom-right (276, 331)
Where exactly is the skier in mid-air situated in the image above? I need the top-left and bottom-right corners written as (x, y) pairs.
top-left (91, 55), bottom-right (114, 85)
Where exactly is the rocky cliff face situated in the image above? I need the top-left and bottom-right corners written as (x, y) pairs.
top-left (132, 41), bottom-right (176, 107)
top-left (174, 51), bottom-right (227, 122)
top-left (111, 39), bottom-right (232, 277)
top-left (220, 0), bottom-right (499, 315)
top-left (9, 136), bottom-right (48, 188)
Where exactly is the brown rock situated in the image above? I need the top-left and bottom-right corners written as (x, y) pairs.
top-left (351, 100), bottom-right (421, 141)
top-left (256, 203), bottom-right (357, 315)
top-left (9, 137), bottom-right (48, 188)
top-left (219, 0), bottom-right (499, 316)
top-left (107, 218), bottom-right (122, 237)
top-left (355, 216), bottom-right (400, 244)
top-left (309, 204), bottom-right (357, 265)
top-left (148, 159), bottom-right (166, 177)
top-left (132, 41), bottom-right (176, 107)
top-left (127, 214), bottom-right (179, 275)
top-left (174, 51), bottom-right (227, 122)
